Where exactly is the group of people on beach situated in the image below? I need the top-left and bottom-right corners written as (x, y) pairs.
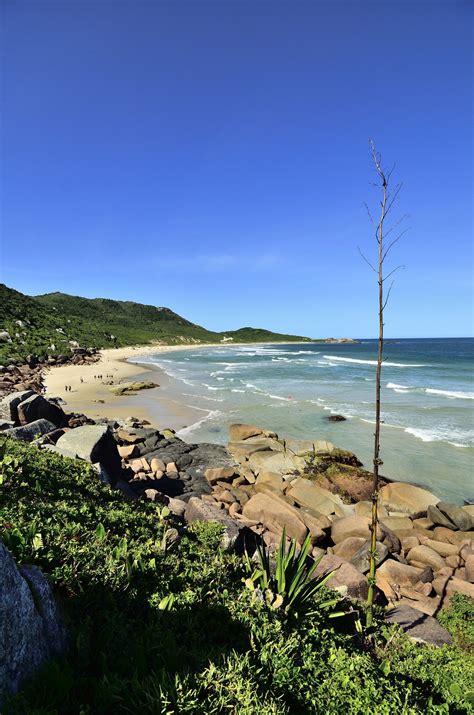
top-left (62, 373), bottom-right (115, 393)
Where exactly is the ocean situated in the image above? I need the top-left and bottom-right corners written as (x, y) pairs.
top-left (132, 339), bottom-right (474, 503)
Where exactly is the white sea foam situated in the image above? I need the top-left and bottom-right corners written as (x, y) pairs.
top-left (405, 426), bottom-right (474, 445)
top-left (386, 382), bottom-right (474, 400)
top-left (325, 356), bottom-right (427, 367)
top-left (181, 392), bottom-right (224, 403)
top-left (425, 388), bottom-right (474, 400)
top-left (176, 409), bottom-right (221, 438)
top-left (405, 427), bottom-right (440, 443)
top-left (202, 383), bottom-right (226, 391)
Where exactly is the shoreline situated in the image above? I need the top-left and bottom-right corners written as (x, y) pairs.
top-left (43, 344), bottom-right (213, 430)
top-left (43, 341), bottom-right (302, 432)
top-left (42, 341), bottom-right (474, 503)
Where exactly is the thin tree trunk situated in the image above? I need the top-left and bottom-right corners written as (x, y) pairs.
top-left (366, 167), bottom-right (387, 628)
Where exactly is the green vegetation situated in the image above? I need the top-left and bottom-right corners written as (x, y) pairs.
top-left (244, 528), bottom-right (342, 617)
top-left (1, 435), bottom-right (473, 714)
top-left (0, 283), bottom-right (313, 363)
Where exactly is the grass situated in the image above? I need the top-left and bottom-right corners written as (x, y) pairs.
top-left (1, 435), bottom-right (473, 714)
top-left (0, 283), bottom-right (314, 363)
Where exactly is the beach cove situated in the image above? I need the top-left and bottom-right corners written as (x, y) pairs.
top-left (43, 339), bottom-right (474, 504)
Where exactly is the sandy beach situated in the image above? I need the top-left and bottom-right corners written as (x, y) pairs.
top-left (43, 344), bottom-right (209, 431)
top-left (43, 341), bottom-right (312, 432)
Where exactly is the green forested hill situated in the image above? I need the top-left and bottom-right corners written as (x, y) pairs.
top-left (0, 284), bottom-right (312, 362)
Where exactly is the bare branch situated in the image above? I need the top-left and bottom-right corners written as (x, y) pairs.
top-left (382, 281), bottom-right (394, 311)
top-left (382, 264), bottom-right (405, 282)
top-left (357, 245), bottom-right (377, 272)
top-left (384, 213), bottom-right (410, 239)
top-left (382, 228), bottom-right (411, 263)
top-left (364, 202), bottom-right (375, 225)
top-left (384, 183), bottom-right (403, 218)
top-left (387, 162), bottom-right (396, 180)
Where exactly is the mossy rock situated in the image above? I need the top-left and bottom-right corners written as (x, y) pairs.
top-left (109, 381), bottom-right (159, 396)
top-left (304, 462), bottom-right (388, 503)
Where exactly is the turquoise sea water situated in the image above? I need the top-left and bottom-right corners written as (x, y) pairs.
top-left (133, 339), bottom-right (474, 503)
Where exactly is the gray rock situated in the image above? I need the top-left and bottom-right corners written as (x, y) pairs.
top-left (312, 554), bottom-right (369, 600)
top-left (436, 501), bottom-right (472, 531)
top-left (427, 505), bottom-right (457, 530)
top-left (350, 540), bottom-right (389, 574)
top-left (56, 425), bottom-right (122, 485)
top-left (17, 394), bottom-right (67, 428)
top-left (5, 419), bottom-right (57, 442)
top-left (385, 605), bottom-right (452, 647)
top-left (0, 390), bottom-right (34, 422)
top-left (0, 544), bottom-right (66, 703)
top-left (185, 497), bottom-right (243, 551)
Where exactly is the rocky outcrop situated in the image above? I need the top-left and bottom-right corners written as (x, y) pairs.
top-left (4, 406), bottom-right (473, 618)
top-left (0, 390), bottom-right (35, 422)
top-left (56, 425), bottom-right (122, 485)
top-left (379, 482), bottom-right (440, 517)
top-left (229, 424), bottom-right (277, 442)
top-left (17, 393), bottom-right (67, 428)
top-left (6, 419), bottom-right (58, 442)
top-left (242, 492), bottom-right (308, 543)
top-left (385, 605), bottom-right (452, 647)
top-left (312, 554), bottom-right (369, 600)
top-left (0, 543), bottom-right (66, 703)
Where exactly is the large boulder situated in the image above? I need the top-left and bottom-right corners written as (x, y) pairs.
top-left (229, 424), bottom-right (277, 442)
top-left (0, 390), bottom-right (34, 422)
top-left (285, 438), bottom-right (335, 455)
top-left (184, 497), bottom-right (243, 551)
top-left (385, 605), bottom-right (452, 647)
top-left (0, 543), bottom-right (66, 703)
top-left (427, 505), bottom-right (457, 530)
top-left (5, 419), bottom-right (57, 443)
top-left (333, 536), bottom-right (367, 561)
top-left (331, 515), bottom-right (382, 544)
top-left (287, 478), bottom-right (347, 517)
top-left (247, 450), bottom-right (306, 476)
top-left (17, 394), bottom-right (67, 428)
top-left (375, 559), bottom-right (423, 599)
top-left (349, 540), bottom-right (389, 574)
top-left (379, 482), bottom-right (439, 517)
top-left (436, 502), bottom-right (472, 531)
top-left (242, 492), bottom-right (308, 543)
top-left (406, 544), bottom-right (446, 571)
top-left (56, 425), bottom-right (122, 485)
top-left (312, 554), bottom-right (369, 600)
top-left (432, 575), bottom-right (474, 602)
top-left (204, 467), bottom-right (237, 484)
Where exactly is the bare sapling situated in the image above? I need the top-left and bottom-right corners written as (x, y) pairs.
top-left (361, 140), bottom-right (408, 628)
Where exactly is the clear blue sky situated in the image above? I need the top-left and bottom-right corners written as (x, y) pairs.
top-left (1, 0), bottom-right (472, 338)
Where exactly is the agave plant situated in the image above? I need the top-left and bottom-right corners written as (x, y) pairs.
top-left (244, 529), bottom-right (342, 618)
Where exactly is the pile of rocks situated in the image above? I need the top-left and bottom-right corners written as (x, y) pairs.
top-left (191, 423), bottom-right (473, 614)
top-left (0, 388), bottom-right (95, 441)
top-left (2, 393), bottom-right (472, 616)
top-left (0, 349), bottom-right (99, 401)
top-left (0, 361), bottom-right (44, 400)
